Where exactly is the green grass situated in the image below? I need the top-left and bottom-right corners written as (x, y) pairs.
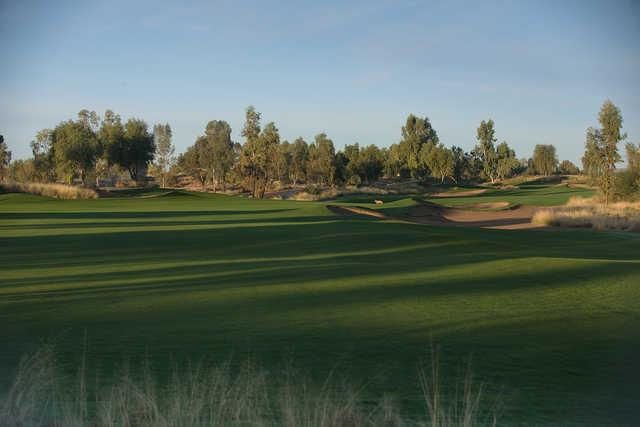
top-left (1, 186), bottom-right (638, 424)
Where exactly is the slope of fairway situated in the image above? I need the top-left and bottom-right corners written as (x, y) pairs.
top-left (1, 189), bottom-right (638, 424)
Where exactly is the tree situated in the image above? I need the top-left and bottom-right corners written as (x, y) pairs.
top-left (495, 142), bottom-right (519, 180)
top-left (254, 122), bottom-right (280, 198)
top-left (289, 138), bottom-right (309, 184)
top-left (116, 119), bottom-right (155, 182)
top-left (558, 160), bottom-right (579, 175)
top-left (0, 135), bottom-right (11, 182)
top-left (207, 120), bottom-right (235, 191)
top-left (581, 101), bottom-right (625, 205)
top-left (307, 133), bottom-right (336, 186)
top-left (275, 140), bottom-right (292, 184)
top-left (384, 143), bottom-right (404, 178)
top-left (626, 143), bottom-right (640, 171)
top-left (51, 118), bottom-right (100, 184)
top-left (450, 146), bottom-right (468, 183)
top-left (474, 120), bottom-right (498, 183)
top-left (532, 144), bottom-right (558, 176)
top-left (31, 129), bottom-right (55, 182)
top-left (343, 143), bottom-right (361, 183)
top-left (239, 106), bottom-right (262, 196)
top-left (8, 159), bottom-right (36, 182)
top-left (341, 143), bottom-right (384, 184)
top-left (179, 142), bottom-right (208, 188)
top-left (99, 110), bottom-right (125, 171)
top-left (423, 144), bottom-right (454, 183)
top-left (399, 114), bottom-right (438, 178)
top-left (153, 123), bottom-right (175, 188)
top-left (582, 128), bottom-right (604, 182)
top-left (358, 145), bottom-right (384, 183)
top-left (77, 109), bottom-right (100, 132)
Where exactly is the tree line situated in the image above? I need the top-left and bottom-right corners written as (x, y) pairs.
top-left (173, 107), bottom-right (576, 198)
top-left (1, 101), bottom-right (635, 201)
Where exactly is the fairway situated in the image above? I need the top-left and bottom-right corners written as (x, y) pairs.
top-left (1, 188), bottom-right (639, 424)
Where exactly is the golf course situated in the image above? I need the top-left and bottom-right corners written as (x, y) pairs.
top-left (1, 184), bottom-right (639, 425)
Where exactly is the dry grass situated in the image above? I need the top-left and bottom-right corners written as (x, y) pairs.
top-left (532, 197), bottom-right (640, 232)
top-left (0, 182), bottom-right (97, 200)
top-left (0, 345), bottom-right (497, 427)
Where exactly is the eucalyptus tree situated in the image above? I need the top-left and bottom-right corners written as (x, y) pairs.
top-left (0, 135), bottom-right (11, 182)
top-left (289, 137), bottom-right (309, 184)
top-left (307, 133), bottom-right (336, 186)
top-left (399, 114), bottom-right (438, 178)
top-left (275, 140), bottom-right (292, 184)
top-left (51, 118), bottom-right (100, 184)
top-left (474, 119), bottom-right (498, 183)
top-left (203, 120), bottom-right (234, 191)
top-left (179, 142), bottom-right (208, 188)
top-left (118, 119), bottom-right (155, 182)
top-left (423, 144), bottom-right (454, 183)
top-left (254, 122), bottom-right (280, 198)
top-left (496, 142), bottom-right (519, 180)
top-left (30, 129), bottom-right (56, 182)
top-left (626, 143), bottom-right (640, 171)
top-left (532, 144), bottom-right (558, 176)
top-left (153, 123), bottom-right (175, 188)
top-left (239, 106), bottom-right (262, 196)
top-left (559, 160), bottom-right (579, 175)
top-left (582, 101), bottom-right (625, 205)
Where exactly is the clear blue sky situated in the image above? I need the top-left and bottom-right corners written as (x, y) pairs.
top-left (1, 0), bottom-right (639, 164)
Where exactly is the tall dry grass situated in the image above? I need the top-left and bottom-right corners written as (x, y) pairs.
top-left (0, 345), bottom-right (497, 427)
top-left (0, 182), bottom-right (97, 200)
top-left (532, 197), bottom-right (640, 232)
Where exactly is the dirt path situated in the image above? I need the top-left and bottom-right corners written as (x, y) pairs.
top-left (328, 202), bottom-right (543, 230)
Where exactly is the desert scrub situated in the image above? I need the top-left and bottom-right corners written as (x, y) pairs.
top-left (0, 182), bottom-right (97, 199)
top-left (532, 196), bottom-right (640, 232)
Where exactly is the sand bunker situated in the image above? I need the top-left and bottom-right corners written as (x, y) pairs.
top-left (457, 201), bottom-right (510, 210)
top-left (328, 201), bottom-right (541, 230)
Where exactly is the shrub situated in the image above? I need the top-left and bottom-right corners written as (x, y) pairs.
top-left (0, 182), bottom-right (97, 199)
top-left (347, 174), bottom-right (362, 186)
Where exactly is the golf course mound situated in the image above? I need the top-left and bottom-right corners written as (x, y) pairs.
top-left (328, 201), bottom-right (539, 229)
top-left (326, 204), bottom-right (390, 219)
top-left (431, 188), bottom-right (487, 197)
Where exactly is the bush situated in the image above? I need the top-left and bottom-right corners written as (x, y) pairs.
top-left (347, 174), bottom-right (362, 186)
top-left (0, 182), bottom-right (97, 199)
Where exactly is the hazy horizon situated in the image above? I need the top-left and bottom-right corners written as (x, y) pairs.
top-left (1, 0), bottom-right (639, 164)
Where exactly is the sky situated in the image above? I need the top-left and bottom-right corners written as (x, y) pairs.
top-left (1, 0), bottom-right (639, 164)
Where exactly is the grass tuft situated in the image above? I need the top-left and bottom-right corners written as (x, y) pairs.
top-left (0, 346), bottom-right (497, 427)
